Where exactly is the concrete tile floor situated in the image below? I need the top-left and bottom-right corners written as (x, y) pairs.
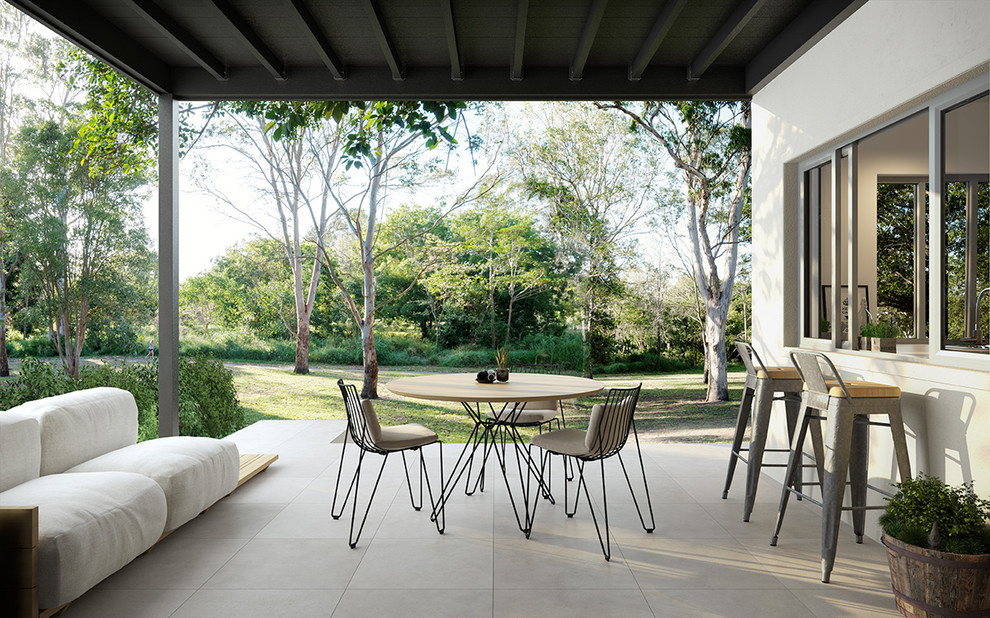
top-left (61, 420), bottom-right (900, 618)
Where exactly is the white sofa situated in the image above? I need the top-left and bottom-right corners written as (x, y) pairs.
top-left (0, 387), bottom-right (240, 613)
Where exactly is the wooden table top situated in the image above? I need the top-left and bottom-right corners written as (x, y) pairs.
top-left (385, 372), bottom-right (605, 403)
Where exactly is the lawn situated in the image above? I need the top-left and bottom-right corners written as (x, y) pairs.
top-left (229, 363), bottom-right (747, 443)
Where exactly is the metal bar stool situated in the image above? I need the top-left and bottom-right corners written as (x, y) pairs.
top-left (771, 351), bottom-right (912, 583)
top-left (722, 342), bottom-right (809, 522)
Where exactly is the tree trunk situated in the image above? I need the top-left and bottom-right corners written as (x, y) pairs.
top-left (361, 321), bottom-right (378, 399)
top-left (294, 320), bottom-right (310, 374)
top-left (704, 309), bottom-right (729, 401)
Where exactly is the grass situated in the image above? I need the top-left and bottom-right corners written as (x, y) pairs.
top-left (1, 357), bottom-right (747, 443)
top-left (229, 363), bottom-right (746, 443)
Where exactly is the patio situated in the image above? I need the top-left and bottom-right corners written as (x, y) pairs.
top-left (59, 420), bottom-right (898, 618)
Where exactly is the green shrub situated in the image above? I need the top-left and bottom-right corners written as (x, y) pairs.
top-left (178, 356), bottom-right (243, 439)
top-left (861, 320), bottom-right (901, 338)
top-left (0, 357), bottom-right (244, 441)
top-left (880, 473), bottom-right (990, 554)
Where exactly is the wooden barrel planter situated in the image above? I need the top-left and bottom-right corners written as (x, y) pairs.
top-left (881, 533), bottom-right (990, 617)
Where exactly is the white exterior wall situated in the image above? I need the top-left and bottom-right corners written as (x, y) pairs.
top-left (752, 0), bottom-right (990, 539)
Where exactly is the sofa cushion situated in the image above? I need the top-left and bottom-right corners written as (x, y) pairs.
top-left (67, 437), bottom-right (240, 531)
top-left (7, 387), bottom-right (138, 475)
top-left (0, 411), bottom-right (41, 492)
top-left (0, 471), bottom-right (167, 609)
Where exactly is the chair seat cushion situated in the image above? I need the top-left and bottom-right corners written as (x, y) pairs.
top-left (377, 423), bottom-right (438, 451)
top-left (531, 428), bottom-right (591, 457)
top-left (756, 366), bottom-right (802, 380)
top-left (0, 471), bottom-right (167, 610)
top-left (486, 400), bottom-right (559, 425)
top-left (810, 380), bottom-right (901, 398)
top-left (66, 437), bottom-right (239, 531)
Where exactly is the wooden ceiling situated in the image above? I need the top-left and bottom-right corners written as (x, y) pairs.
top-left (5, 0), bottom-right (865, 100)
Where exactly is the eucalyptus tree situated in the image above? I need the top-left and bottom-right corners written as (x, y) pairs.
top-left (243, 101), bottom-right (489, 398)
top-left (1, 121), bottom-right (151, 378)
top-left (192, 113), bottom-right (345, 373)
top-left (599, 101), bottom-right (751, 401)
top-left (515, 103), bottom-right (655, 376)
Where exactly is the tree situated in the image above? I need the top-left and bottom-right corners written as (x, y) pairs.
top-left (1, 121), bottom-right (150, 377)
top-left (516, 103), bottom-right (654, 376)
top-left (193, 114), bottom-right (346, 373)
top-left (600, 101), bottom-right (751, 401)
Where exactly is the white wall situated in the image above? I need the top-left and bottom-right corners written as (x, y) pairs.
top-left (752, 0), bottom-right (990, 538)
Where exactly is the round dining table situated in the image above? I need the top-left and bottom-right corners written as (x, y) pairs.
top-left (386, 372), bottom-right (604, 535)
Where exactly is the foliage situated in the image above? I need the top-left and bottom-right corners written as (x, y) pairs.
top-left (494, 347), bottom-right (508, 369)
top-left (0, 358), bottom-right (244, 440)
top-left (0, 120), bottom-right (153, 377)
top-left (233, 100), bottom-right (465, 167)
top-left (599, 100), bottom-right (751, 401)
top-left (516, 103), bottom-right (652, 375)
top-left (880, 473), bottom-right (990, 555)
top-left (860, 320), bottom-right (901, 339)
top-left (177, 356), bottom-right (243, 439)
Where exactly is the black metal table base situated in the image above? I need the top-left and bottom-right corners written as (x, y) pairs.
top-left (430, 401), bottom-right (552, 536)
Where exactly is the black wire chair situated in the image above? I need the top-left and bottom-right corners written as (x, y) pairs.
top-left (331, 379), bottom-right (445, 548)
top-left (530, 383), bottom-right (655, 560)
top-left (465, 363), bottom-right (571, 497)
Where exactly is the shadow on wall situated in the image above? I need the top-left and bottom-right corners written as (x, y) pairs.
top-left (751, 110), bottom-right (806, 361)
top-left (922, 387), bottom-right (977, 484)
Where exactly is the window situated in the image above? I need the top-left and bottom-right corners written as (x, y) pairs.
top-left (801, 85), bottom-right (988, 356)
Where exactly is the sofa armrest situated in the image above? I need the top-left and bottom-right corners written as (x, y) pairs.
top-left (0, 506), bottom-right (39, 618)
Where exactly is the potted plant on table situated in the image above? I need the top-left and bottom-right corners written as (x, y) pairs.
top-left (879, 473), bottom-right (990, 617)
top-left (860, 320), bottom-right (900, 353)
top-left (494, 348), bottom-right (509, 382)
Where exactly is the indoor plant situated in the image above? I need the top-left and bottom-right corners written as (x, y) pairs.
top-left (879, 473), bottom-right (990, 617)
top-left (860, 320), bottom-right (900, 353)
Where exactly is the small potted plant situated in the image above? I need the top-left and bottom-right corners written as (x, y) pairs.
top-left (820, 318), bottom-right (831, 339)
top-left (860, 320), bottom-right (899, 353)
top-left (879, 473), bottom-right (990, 617)
top-left (494, 348), bottom-right (509, 382)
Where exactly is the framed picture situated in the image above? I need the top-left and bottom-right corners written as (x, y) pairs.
top-left (821, 285), bottom-right (869, 338)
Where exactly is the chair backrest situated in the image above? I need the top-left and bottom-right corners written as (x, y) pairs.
top-left (337, 379), bottom-right (384, 452)
top-left (789, 351), bottom-right (850, 399)
top-left (735, 341), bottom-right (770, 378)
top-left (584, 384), bottom-right (642, 459)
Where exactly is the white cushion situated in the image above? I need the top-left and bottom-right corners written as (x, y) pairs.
top-left (531, 428), bottom-right (591, 457)
top-left (67, 437), bottom-right (240, 531)
top-left (0, 411), bottom-right (41, 492)
top-left (0, 471), bottom-right (167, 609)
top-left (9, 388), bottom-right (138, 475)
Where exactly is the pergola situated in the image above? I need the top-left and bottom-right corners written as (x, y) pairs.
top-left (4, 0), bottom-right (866, 434)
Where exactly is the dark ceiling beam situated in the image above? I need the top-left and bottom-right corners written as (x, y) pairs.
top-left (688, 0), bottom-right (768, 81)
top-left (570, 0), bottom-right (608, 81)
top-left (170, 65), bottom-right (748, 101)
top-left (128, 0), bottom-right (226, 81)
top-left (629, 0), bottom-right (690, 80)
top-left (440, 0), bottom-right (462, 80)
top-left (210, 0), bottom-right (285, 80)
top-left (364, 0), bottom-right (404, 80)
top-left (287, 0), bottom-right (345, 80)
top-left (6, 0), bottom-right (169, 93)
top-left (746, 0), bottom-right (867, 93)
top-left (511, 0), bottom-right (528, 81)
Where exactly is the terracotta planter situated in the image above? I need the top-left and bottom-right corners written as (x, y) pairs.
top-left (882, 533), bottom-right (990, 617)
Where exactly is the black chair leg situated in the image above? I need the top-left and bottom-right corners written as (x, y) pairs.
top-left (331, 433), bottom-right (351, 520)
top-left (401, 449), bottom-right (423, 511)
top-left (347, 450), bottom-right (389, 549)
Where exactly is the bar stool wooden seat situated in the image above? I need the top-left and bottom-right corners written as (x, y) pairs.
top-left (722, 342), bottom-right (810, 522)
top-left (771, 351), bottom-right (912, 583)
